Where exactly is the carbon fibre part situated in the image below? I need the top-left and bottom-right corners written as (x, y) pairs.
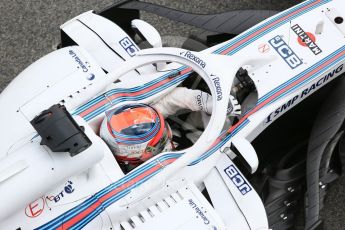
top-left (117, 0), bottom-right (279, 35)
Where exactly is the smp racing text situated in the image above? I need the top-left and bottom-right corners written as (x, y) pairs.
top-left (266, 64), bottom-right (344, 123)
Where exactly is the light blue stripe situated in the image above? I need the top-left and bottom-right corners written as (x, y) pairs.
top-left (74, 1), bottom-right (332, 117)
top-left (37, 153), bottom-right (182, 230)
top-left (73, 168), bottom-right (163, 230)
top-left (83, 73), bottom-right (189, 121)
top-left (225, 2), bottom-right (327, 56)
top-left (96, 153), bottom-right (182, 199)
top-left (213, 0), bottom-right (320, 54)
top-left (71, 190), bottom-right (130, 230)
top-left (38, 1), bottom-right (334, 228)
top-left (74, 67), bottom-right (186, 114)
top-left (75, 1), bottom-right (331, 120)
top-left (69, 156), bottom-right (177, 229)
top-left (258, 46), bottom-right (345, 103)
top-left (73, 1), bottom-right (318, 116)
top-left (83, 73), bottom-right (188, 120)
top-left (113, 118), bottom-right (159, 139)
top-left (83, 75), bottom-right (186, 121)
top-left (269, 55), bottom-right (345, 105)
top-left (114, 118), bottom-right (160, 145)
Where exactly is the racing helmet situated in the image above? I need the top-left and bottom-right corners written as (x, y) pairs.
top-left (100, 103), bottom-right (173, 166)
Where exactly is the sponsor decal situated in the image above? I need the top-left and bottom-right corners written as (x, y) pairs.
top-left (35, 2), bottom-right (336, 228)
top-left (265, 64), bottom-right (344, 123)
top-left (87, 73), bottom-right (95, 81)
top-left (69, 50), bottom-right (89, 72)
top-left (196, 94), bottom-right (204, 111)
top-left (64, 181), bottom-right (75, 194)
top-left (224, 165), bottom-right (252, 195)
top-left (119, 37), bottom-right (138, 57)
top-left (25, 198), bottom-right (45, 218)
top-left (291, 24), bottom-right (322, 55)
top-left (196, 92), bottom-right (211, 113)
top-left (212, 77), bottom-right (223, 101)
top-left (118, 142), bottom-right (148, 158)
top-left (298, 32), bottom-right (316, 47)
top-left (188, 199), bottom-right (210, 225)
top-left (265, 95), bottom-right (299, 123)
top-left (183, 51), bottom-right (206, 68)
top-left (258, 43), bottom-right (270, 54)
top-left (46, 181), bottom-right (75, 203)
top-left (269, 35), bottom-right (303, 69)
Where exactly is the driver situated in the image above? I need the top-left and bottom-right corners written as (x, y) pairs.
top-left (100, 87), bottom-right (241, 170)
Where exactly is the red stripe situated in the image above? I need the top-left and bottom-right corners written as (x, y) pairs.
top-left (58, 158), bottom-right (177, 230)
top-left (148, 109), bottom-right (166, 146)
top-left (79, 1), bottom-right (323, 118)
top-left (180, 67), bottom-right (192, 75)
top-left (80, 99), bottom-right (108, 118)
top-left (220, 0), bottom-right (322, 55)
top-left (107, 68), bottom-right (193, 102)
top-left (41, 1), bottom-right (331, 228)
top-left (80, 78), bottom-right (173, 118)
top-left (228, 50), bottom-right (345, 134)
top-left (80, 67), bottom-right (192, 118)
top-left (109, 78), bottom-right (172, 101)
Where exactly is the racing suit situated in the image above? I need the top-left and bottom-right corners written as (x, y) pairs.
top-left (152, 87), bottom-right (241, 144)
top-left (153, 87), bottom-right (241, 118)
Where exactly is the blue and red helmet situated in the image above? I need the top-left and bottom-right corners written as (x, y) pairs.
top-left (100, 104), bottom-right (173, 165)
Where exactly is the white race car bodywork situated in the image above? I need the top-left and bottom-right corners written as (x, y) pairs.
top-left (1, 0), bottom-right (345, 229)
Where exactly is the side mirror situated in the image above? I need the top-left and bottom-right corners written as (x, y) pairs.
top-left (131, 19), bottom-right (162, 48)
top-left (131, 19), bottom-right (165, 70)
top-left (223, 137), bottom-right (259, 174)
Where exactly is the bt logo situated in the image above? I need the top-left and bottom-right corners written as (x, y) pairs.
top-left (47, 181), bottom-right (75, 203)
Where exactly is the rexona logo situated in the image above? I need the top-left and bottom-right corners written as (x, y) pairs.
top-left (119, 37), bottom-right (139, 57)
top-left (291, 24), bottom-right (322, 55)
top-left (269, 36), bottom-right (303, 69)
top-left (212, 77), bottom-right (223, 101)
top-left (184, 51), bottom-right (206, 68)
top-left (224, 165), bottom-right (252, 195)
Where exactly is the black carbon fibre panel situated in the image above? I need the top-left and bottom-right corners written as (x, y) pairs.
top-left (118, 0), bottom-right (279, 34)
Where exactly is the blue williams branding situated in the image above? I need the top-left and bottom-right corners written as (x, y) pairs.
top-left (212, 77), bottom-right (223, 101)
top-left (184, 51), bottom-right (206, 68)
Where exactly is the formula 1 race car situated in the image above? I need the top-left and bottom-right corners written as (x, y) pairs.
top-left (1, 0), bottom-right (345, 229)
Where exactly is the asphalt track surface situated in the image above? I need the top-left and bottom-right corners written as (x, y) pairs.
top-left (0, 0), bottom-right (344, 229)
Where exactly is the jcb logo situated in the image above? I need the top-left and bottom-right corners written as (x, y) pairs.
top-left (269, 35), bottom-right (302, 69)
top-left (119, 37), bottom-right (138, 57)
top-left (224, 165), bottom-right (252, 195)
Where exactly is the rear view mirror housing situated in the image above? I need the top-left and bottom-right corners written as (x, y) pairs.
top-left (229, 137), bottom-right (259, 174)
